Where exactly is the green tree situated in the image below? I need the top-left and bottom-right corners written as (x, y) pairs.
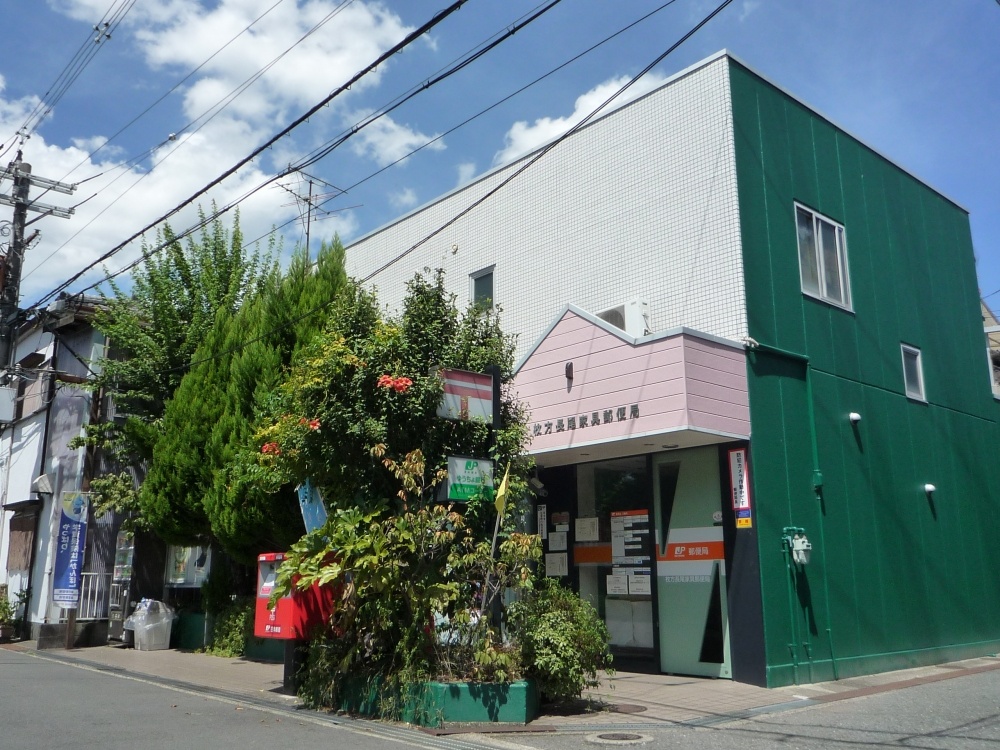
top-left (247, 269), bottom-right (531, 530)
top-left (85, 209), bottom-right (276, 527)
top-left (139, 239), bottom-right (348, 554)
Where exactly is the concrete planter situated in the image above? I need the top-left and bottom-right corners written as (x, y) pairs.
top-left (339, 676), bottom-right (539, 726)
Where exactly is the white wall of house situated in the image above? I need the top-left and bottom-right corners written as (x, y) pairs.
top-left (345, 54), bottom-right (747, 360)
top-left (0, 328), bottom-right (53, 599)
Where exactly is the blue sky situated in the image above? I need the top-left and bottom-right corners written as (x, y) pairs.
top-left (1, 0), bottom-right (997, 312)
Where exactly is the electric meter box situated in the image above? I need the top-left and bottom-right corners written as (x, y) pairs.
top-left (254, 552), bottom-right (335, 639)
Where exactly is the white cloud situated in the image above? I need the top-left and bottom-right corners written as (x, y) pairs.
top-left (389, 187), bottom-right (417, 209)
top-left (456, 162), bottom-right (476, 186)
top-left (348, 114), bottom-right (445, 167)
top-left (739, 0), bottom-right (761, 23)
top-left (494, 72), bottom-right (669, 166)
top-left (5, 1), bottom-right (416, 300)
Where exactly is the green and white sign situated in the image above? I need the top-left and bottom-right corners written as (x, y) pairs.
top-left (447, 456), bottom-right (493, 501)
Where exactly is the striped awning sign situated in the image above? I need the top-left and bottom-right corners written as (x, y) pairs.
top-left (437, 368), bottom-right (493, 422)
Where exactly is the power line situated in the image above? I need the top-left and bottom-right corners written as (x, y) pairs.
top-left (362, 0), bottom-right (735, 280)
top-left (0, 0), bottom-right (138, 162)
top-left (24, 0), bottom-right (565, 309)
top-left (118, 0), bottom-right (737, 380)
top-left (23, 0), bottom-right (358, 278)
top-left (24, 0), bottom-right (477, 313)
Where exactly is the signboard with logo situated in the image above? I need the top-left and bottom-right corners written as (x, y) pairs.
top-left (728, 447), bottom-right (753, 529)
top-left (437, 369), bottom-right (493, 423)
top-left (447, 456), bottom-right (494, 501)
top-left (52, 492), bottom-right (89, 608)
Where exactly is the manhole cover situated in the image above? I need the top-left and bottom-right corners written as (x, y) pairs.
top-left (586, 732), bottom-right (653, 746)
top-left (610, 703), bottom-right (648, 714)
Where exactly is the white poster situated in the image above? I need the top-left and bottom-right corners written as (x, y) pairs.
top-left (548, 531), bottom-right (567, 552)
top-left (606, 573), bottom-right (629, 595)
top-left (545, 552), bottom-right (568, 577)
top-left (628, 573), bottom-right (652, 596)
top-left (575, 517), bottom-right (599, 542)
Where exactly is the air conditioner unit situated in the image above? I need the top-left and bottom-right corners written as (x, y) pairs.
top-left (596, 300), bottom-right (650, 337)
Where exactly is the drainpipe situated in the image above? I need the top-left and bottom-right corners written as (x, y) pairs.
top-left (780, 539), bottom-right (800, 684)
top-left (744, 339), bottom-right (839, 681)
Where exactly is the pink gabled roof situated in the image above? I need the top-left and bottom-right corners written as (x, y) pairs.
top-left (513, 305), bottom-right (750, 464)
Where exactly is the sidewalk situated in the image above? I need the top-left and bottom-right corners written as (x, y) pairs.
top-left (5, 640), bottom-right (1000, 731)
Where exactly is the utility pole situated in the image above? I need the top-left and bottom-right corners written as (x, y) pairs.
top-left (0, 151), bottom-right (76, 369)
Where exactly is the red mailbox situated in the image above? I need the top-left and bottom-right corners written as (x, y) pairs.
top-left (254, 552), bottom-right (335, 639)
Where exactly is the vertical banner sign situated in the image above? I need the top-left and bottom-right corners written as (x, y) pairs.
top-left (296, 478), bottom-right (328, 534)
top-left (437, 369), bottom-right (493, 423)
top-left (447, 456), bottom-right (494, 501)
top-left (53, 492), bottom-right (90, 608)
top-left (728, 448), bottom-right (753, 529)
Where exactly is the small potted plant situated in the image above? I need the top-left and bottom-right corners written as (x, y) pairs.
top-left (0, 593), bottom-right (16, 642)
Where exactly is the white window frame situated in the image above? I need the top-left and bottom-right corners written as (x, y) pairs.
top-left (795, 203), bottom-right (852, 310)
top-left (901, 344), bottom-right (926, 401)
top-left (470, 265), bottom-right (495, 309)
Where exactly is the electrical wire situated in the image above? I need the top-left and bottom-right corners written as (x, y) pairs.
top-left (24, 0), bottom-right (476, 312)
top-left (22, 0), bottom-right (357, 278)
top-left (24, 0), bottom-right (553, 284)
top-left (51, 0), bottom-right (297, 185)
top-left (0, 0), bottom-right (138, 162)
top-left (115, 0), bottom-right (736, 379)
top-left (52, 0), bottom-right (567, 296)
top-left (24, 0), bottom-right (564, 309)
top-left (361, 0), bottom-right (734, 280)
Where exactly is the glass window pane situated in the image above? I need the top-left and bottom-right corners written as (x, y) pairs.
top-left (837, 227), bottom-right (851, 306)
top-left (473, 271), bottom-right (493, 307)
top-left (903, 348), bottom-right (923, 398)
top-left (797, 208), bottom-right (820, 295)
top-left (820, 219), bottom-right (842, 304)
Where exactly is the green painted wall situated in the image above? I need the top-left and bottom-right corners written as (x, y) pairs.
top-left (728, 59), bottom-right (1000, 686)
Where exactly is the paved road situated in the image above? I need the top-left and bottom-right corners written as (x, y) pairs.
top-left (468, 668), bottom-right (1000, 750)
top-left (4, 647), bottom-right (999, 750)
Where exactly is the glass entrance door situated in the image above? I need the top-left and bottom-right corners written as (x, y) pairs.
top-left (653, 446), bottom-right (732, 678)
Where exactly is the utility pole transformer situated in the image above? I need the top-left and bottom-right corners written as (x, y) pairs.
top-left (0, 156), bottom-right (76, 369)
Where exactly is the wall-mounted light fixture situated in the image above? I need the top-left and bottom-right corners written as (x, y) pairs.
top-left (565, 362), bottom-right (573, 381)
top-left (782, 526), bottom-right (812, 565)
top-left (924, 483), bottom-right (936, 494)
top-left (849, 412), bottom-right (862, 423)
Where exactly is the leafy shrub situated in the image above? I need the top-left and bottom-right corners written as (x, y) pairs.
top-left (507, 579), bottom-right (614, 701)
top-left (205, 596), bottom-right (253, 657)
top-left (275, 500), bottom-right (541, 715)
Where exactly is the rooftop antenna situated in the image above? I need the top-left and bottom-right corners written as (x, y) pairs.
top-left (273, 170), bottom-right (345, 258)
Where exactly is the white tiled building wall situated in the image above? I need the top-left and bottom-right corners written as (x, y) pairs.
top-left (345, 55), bottom-right (747, 360)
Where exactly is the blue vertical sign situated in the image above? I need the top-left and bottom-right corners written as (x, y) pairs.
top-left (53, 492), bottom-right (89, 608)
top-left (296, 478), bottom-right (328, 534)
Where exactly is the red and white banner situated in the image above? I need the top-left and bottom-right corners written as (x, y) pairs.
top-left (437, 369), bottom-right (493, 422)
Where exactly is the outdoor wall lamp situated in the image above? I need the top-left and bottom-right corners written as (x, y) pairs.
top-left (849, 412), bottom-right (862, 423)
top-left (924, 483), bottom-right (937, 494)
top-left (782, 526), bottom-right (812, 565)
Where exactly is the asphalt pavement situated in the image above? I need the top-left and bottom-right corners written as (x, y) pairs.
top-left (3, 639), bottom-right (1000, 736)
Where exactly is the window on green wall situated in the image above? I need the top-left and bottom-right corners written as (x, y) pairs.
top-left (901, 344), bottom-right (925, 401)
top-left (795, 204), bottom-right (851, 309)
